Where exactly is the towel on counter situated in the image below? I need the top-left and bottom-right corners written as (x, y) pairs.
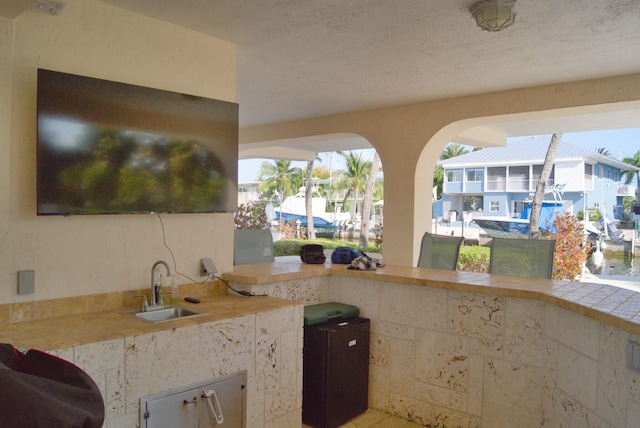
top-left (0, 343), bottom-right (104, 428)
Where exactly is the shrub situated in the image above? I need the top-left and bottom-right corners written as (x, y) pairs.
top-left (457, 245), bottom-right (490, 273)
top-left (234, 203), bottom-right (269, 229)
top-left (577, 208), bottom-right (602, 222)
top-left (551, 213), bottom-right (587, 280)
top-left (273, 238), bottom-right (382, 256)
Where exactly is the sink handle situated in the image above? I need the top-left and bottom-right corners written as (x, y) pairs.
top-left (203, 388), bottom-right (224, 425)
top-left (134, 294), bottom-right (148, 312)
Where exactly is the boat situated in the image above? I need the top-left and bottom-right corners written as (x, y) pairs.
top-left (268, 193), bottom-right (337, 238)
top-left (471, 187), bottom-right (573, 239)
top-left (472, 200), bottom-right (564, 238)
top-left (472, 187), bottom-right (613, 241)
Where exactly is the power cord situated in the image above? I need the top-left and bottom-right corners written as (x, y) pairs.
top-left (157, 214), bottom-right (209, 284)
top-left (157, 214), bottom-right (267, 296)
top-left (213, 274), bottom-right (267, 297)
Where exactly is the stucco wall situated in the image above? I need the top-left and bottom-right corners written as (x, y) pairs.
top-left (1, 0), bottom-right (236, 302)
top-left (240, 78), bottom-right (640, 266)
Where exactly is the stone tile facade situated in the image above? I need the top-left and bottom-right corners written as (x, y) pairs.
top-left (229, 272), bottom-right (640, 427)
top-left (48, 305), bottom-right (303, 428)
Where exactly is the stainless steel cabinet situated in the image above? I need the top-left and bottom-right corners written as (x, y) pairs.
top-left (140, 371), bottom-right (246, 427)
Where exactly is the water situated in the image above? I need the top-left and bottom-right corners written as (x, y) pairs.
top-left (586, 256), bottom-right (639, 277)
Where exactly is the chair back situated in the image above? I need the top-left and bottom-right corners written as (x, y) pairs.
top-left (417, 232), bottom-right (464, 270)
top-left (489, 237), bottom-right (556, 279)
top-left (233, 229), bottom-right (275, 265)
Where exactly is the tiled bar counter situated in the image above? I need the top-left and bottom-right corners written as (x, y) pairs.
top-left (224, 262), bottom-right (640, 428)
top-left (0, 293), bottom-right (304, 427)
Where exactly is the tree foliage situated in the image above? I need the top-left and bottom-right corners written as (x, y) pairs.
top-left (551, 213), bottom-right (588, 280)
top-left (359, 152), bottom-right (381, 247)
top-left (622, 150), bottom-right (640, 200)
top-left (439, 143), bottom-right (469, 160)
top-left (335, 151), bottom-right (372, 211)
top-left (257, 159), bottom-right (303, 202)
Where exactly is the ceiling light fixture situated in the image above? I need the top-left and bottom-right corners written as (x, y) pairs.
top-left (470, 0), bottom-right (516, 32)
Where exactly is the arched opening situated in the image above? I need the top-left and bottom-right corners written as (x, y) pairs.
top-left (414, 103), bottom-right (640, 266)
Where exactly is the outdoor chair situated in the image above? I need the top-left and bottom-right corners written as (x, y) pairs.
top-left (417, 232), bottom-right (464, 270)
top-left (488, 237), bottom-right (556, 279)
top-left (233, 229), bottom-right (275, 265)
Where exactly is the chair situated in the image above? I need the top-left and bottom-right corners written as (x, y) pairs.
top-left (233, 229), bottom-right (275, 265)
top-left (417, 232), bottom-right (464, 270)
top-left (488, 237), bottom-right (556, 279)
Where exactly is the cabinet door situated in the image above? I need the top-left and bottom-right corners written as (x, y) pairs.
top-left (198, 373), bottom-right (246, 427)
top-left (140, 371), bottom-right (246, 428)
top-left (142, 387), bottom-right (200, 428)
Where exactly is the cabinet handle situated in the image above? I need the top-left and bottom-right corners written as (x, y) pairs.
top-left (202, 388), bottom-right (224, 425)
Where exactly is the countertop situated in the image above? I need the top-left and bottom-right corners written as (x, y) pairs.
top-left (0, 294), bottom-right (299, 351)
top-left (223, 261), bottom-right (640, 335)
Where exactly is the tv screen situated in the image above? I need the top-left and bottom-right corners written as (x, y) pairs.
top-left (37, 69), bottom-right (238, 215)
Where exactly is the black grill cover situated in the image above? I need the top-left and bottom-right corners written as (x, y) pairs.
top-left (0, 343), bottom-right (104, 428)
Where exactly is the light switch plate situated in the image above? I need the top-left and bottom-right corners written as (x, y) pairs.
top-left (18, 270), bottom-right (35, 295)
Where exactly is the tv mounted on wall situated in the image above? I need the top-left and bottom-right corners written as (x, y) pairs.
top-left (37, 69), bottom-right (238, 216)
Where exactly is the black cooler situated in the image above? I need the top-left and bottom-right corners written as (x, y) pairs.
top-left (302, 302), bottom-right (370, 428)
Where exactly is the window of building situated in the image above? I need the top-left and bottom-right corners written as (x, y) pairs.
top-left (490, 201), bottom-right (500, 212)
top-left (598, 166), bottom-right (603, 179)
top-left (447, 170), bottom-right (462, 183)
top-left (613, 170), bottom-right (619, 182)
top-left (487, 167), bottom-right (506, 191)
top-left (584, 163), bottom-right (593, 190)
top-left (532, 164), bottom-right (555, 188)
top-left (466, 168), bottom-right (484, 182)
top-left (508, 166), bottom-right (529, 191)
top-left (513, 200), bottom-right (527, 215)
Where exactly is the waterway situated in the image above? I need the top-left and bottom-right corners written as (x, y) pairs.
top-left (586, 255), bottom-right (638, 277)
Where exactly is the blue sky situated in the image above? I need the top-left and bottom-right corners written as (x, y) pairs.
top-left (238, 128), bottom-right (640, 182)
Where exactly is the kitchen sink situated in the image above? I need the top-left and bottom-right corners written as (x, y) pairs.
top-left (133, 306), bottom-right (206, 323)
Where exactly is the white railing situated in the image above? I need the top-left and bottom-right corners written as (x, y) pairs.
top-left (485, 179), bottom-right (506, 191)
top-left (618, 185), bottom-right (636, 196)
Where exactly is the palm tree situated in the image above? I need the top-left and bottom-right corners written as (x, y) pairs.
top-left (257, 159), bottom-right (302, 203)
top-left (529, 133), bottom-right (561, 239)
top-left (439, 143), bottom-right (469, 160)
top-left (359, 152), bottom-right (381, 247)
top-left (304, 154), bottom-right (321, 240)
top-left (433, 143), bottom-right (472, 199)
top-left (336, 151), bottom-right (371, 220)
top-left (621, 150), bottom-right (640, 200)
top-left (596, 147), bottom-right (612, 157)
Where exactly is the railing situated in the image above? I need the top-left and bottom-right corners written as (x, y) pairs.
top-left (485, 179), bottom-right (506, 191)
top-left (530, 178), bottom-right (555, 190)
top-left (618, 185), bottom-right (636, 196)
top-left (507, 179), bottom-right (529, 192)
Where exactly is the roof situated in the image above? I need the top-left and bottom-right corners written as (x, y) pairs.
top-left (437, 135), bottom-right (639, 171)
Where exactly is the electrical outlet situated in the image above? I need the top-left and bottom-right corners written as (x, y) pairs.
top-left (201, 258), bottom-right (217, 276)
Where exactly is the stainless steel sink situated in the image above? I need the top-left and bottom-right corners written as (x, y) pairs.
top-left (133, 306), bottom-right (206, 323)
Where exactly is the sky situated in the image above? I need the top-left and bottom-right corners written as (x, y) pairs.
top-left (238, 128), bottom-right (640, 183)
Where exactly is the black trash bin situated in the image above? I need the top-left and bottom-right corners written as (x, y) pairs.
top-left (302, 302), bottom-right (370, 428)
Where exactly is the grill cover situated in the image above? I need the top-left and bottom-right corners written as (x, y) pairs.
top-left (0, 343), bottom-right (104, 428)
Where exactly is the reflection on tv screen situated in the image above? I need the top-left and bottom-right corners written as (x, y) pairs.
top-left (37, 69), bottom-right (238, 215)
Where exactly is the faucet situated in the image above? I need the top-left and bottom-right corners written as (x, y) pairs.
top-left (149, 260), bottom-right (171, 310)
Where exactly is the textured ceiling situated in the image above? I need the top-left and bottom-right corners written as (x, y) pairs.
top-left (5, 0), bottom-right (640, 154)
top-left (94, 0), bottom-right (640, 128)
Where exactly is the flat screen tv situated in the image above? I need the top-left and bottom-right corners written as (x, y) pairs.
top-left (37, 69), bottom-right (238, 215)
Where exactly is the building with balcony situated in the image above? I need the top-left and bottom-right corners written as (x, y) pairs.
top-left (438, 135), bottom-right (639, 220)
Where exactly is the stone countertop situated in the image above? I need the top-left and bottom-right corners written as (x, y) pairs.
top-left (0, 294), bottom-right (298, 352)
top-left (222, 261), bottom-right (640, 335)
